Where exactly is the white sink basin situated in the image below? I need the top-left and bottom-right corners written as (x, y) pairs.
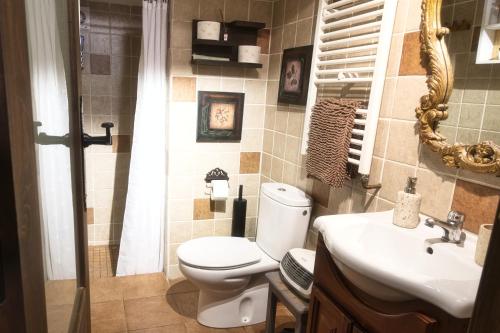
top-left (314, 210), bottom-right (482, 318)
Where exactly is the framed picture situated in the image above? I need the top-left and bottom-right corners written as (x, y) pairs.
top-left (278, 45), bottom-right (313, 105)
top-left (197, 91), bottom-right (245, 142)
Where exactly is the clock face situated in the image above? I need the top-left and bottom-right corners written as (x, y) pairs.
top-left (209, 102), bottom-right (236, 130)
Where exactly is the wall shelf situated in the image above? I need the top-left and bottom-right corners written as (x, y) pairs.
top-left (191, 59), bottom-right (262, 68)
top-left (191, 20), bottom-right (264, 68)
top-left (476, 0), bottom-right (500, 64)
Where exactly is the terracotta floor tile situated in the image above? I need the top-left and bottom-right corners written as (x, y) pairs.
top-left (124, 295), bottom-right (186, 331)
top-left (91, 300), bottom-right (127, 333)
top-left (45, 279), bottom-right (77, 306)
top-left (120, 273), bottom-right (168, 300)
top-left (90, 277), bottom-right (124, 303)
top-left (170, 291), bottom-right (199, 319)
top-left (128, 323), bottom-right (187, 332)
top-left (47, 303), bottom-right (73, 333)
top-left (166, 278), bottom-right (198, 294)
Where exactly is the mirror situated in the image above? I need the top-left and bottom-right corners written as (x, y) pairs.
top-left (417, 0), bottom-right (500, 176)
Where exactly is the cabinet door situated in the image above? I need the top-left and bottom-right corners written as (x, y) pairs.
top-left (307, 286), bottom-right (353, 333)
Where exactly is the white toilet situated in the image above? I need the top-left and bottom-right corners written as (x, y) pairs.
top-left (177, 183), bottom-right (312, 328)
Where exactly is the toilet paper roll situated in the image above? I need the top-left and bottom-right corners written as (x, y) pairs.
top-left (197, 21), bottom-right (221, 41)
top-left (211, 180), bottom-right (229, 200)
top-left (475, 224), bottom-right (493, 266)
top-left (238, 45), bottom-right (261, 63)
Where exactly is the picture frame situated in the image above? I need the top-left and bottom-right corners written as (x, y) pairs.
top-left (197, 91), bottom-right (245, 142)
top-left (278, 45), bottom-right (313, 105)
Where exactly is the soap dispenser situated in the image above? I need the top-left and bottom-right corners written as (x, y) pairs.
top-left (393, 177), bottom-right (422, 228)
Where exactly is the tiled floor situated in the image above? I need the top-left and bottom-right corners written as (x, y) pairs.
top-left (89, 245), bottom-right (120, 279)
top-left (89, 273), bottom-right (296, 333)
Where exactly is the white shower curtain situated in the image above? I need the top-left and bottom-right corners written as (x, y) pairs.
top-left (116, 0), bottom-right (168, 275)
top-left (25, 0), bottom-right (76, 280)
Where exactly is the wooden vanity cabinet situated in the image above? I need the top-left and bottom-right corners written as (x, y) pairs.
top-left (306, 235), bottom-right (470, 333)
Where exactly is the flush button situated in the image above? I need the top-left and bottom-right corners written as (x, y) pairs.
top-left (278, 187), bottom-right (286, 192)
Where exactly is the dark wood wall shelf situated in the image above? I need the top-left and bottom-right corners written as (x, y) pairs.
top-left (192, 20), bottom-right (264, 68)
top-left (191, 59), bottom-right (262, 68)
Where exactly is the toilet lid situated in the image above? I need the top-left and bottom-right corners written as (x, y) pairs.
top-left (177, 237), bottom-right (261, 270)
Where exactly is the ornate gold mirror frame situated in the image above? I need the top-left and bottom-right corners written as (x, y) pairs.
top-left (417, 0), bottom-right (500, 176)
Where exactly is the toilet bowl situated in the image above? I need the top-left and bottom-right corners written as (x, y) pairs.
top-left (177, 183), bottom-right (312, 328)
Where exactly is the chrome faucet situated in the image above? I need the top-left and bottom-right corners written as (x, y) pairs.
top-left (424, 211), bottom-right (466, 244)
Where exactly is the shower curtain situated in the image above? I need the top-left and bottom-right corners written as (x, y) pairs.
top-left (116, 0), bottom-right (168, 275)
top-left (25, 0), bottom-right (76, 279)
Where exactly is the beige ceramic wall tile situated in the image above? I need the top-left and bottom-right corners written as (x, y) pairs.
top-left (173, 0), bottom-right (199, 21)
top-left (273, 0), bottom-right (285, 27)
top-left (169, 222), bottom-right (192, 243)
top-left (385, 120), bottom-right (420, 165)
top-left (244, 80), bottom-right (267, 104)
top-left (417, 169), bottom-right (455, 221)
top-left (271, 157), bottom-right (284, 182)
top-left (405, 0), bottom-right (422, 32)
top-left (272, 132), bottom-right (287, 159)
top-left (391, 76), bottom-right (428, 120)
top-left (379, 160), bottom-right (416, 202)
top-left (172, 77), bottom-right (196, 102)
top-left (295, 18), bottom-right (313, 47)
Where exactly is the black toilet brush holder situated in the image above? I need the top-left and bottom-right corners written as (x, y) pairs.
top-left (231, 185), bottom-right (247, 237)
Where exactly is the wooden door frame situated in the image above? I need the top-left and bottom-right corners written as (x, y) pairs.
top-left (0, 0), bottom-right (90, 332)
top-left (0, 1), bottom-right (48, 331)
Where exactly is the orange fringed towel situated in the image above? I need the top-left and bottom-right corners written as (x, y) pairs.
top-left (306, 99), bottom-right (362, 188)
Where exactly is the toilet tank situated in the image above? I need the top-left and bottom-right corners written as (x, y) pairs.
top-left (256, 183), bottom-right (313, 261)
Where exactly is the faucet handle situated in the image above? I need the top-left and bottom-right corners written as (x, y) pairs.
top-left (447, 211), bottom-right (465, 226)
top-left (424, 218), bottom-right (435, 228)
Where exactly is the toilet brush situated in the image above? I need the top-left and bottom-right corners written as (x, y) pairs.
top-left (231, 185), bottom-right (247, 237)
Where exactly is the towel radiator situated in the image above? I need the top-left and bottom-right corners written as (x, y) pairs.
top-left (301, 0), bottom-right (397, 183)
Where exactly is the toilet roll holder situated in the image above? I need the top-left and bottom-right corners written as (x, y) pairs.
top-left (205, 168), bottom-right (229, 183)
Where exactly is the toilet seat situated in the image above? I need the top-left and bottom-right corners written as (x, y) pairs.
top-left (177, 236), bottom-right (262, 270)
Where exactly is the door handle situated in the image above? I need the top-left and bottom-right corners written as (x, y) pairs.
top-left (82, 122), bottom-right (114, 148)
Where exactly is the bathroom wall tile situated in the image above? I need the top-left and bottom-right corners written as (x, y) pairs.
top-left (379, 160), bottom-right (416, 202)
top-left (171, 21), bottom-right (192, 49)
top-left (373, 119), bottom-right (389, 158)
top-left (261, 153), bottom-right (272, 177)
top-left (173, 0), bottom-right (199, 21)
top-left (284, 136), bottom-right (300, 164)
top-left (328, 185), bottom-right (352, 214)
top-left (284, 0), bottom-right (299, 24)
top-left (298, 0), bottom-right (315, 20)
top-left (244, 80), bottom-right (267, 104)
top-left (169, 222), bottom-right (192, 243)
top-left (391, 76), bottom-right (428, 121)
top-left (193, 198), bottom-right (214, 220)
top-left (250, 1), bottom-right (273, 28)
top-left (170, 49), bottom-right (194, 76)
top-left (282, 161), bottom-right (298, 186)
top-left (87, 208), bottom-right (94, 224)
top-left (239, 174), bottom-right (260, 195)
top-left (462, 79), bottom-right (488, 104)
top-left (286, 110), bottom-right (304, 137)
top-left (240, 152), bottom-right (261, 174)
top-left (112, 135), bottom-right (131, 153)
top-left (169, 199), bottom-right (194, 221)
top-left (268, 54), bottom-right (282, 80)
top-left (271, 157), bottom-right (284, 182)
top-left (312, 180), bottom-right (330, 207)
top-left (241, 128), bottom-right (264, 152)
top-left (295, 18), bottom-right (313, 47)
top-left (199, 0), bottom-right (224, 21)
top-left (91, 75), bottom-right (112, 96)
top-left (275, 106), bottom-right (289, 133)
top-left (451, 180), bottom-right (500, 233)
top-left (270, 27), bottom-right (283, 54)
top-left (483, 105), bottom-right (500, 131)
top-left (417, 169), bottom-right (455, 221)
top-left (90, 10), bottom-right (110, 34)
top-left (94, 224), bottom-right (112, 242)
top-left (458, 104), bottom-right (483, 129)
top-left (225, 0), bottom-right (250, 22)
top-left (193, 219), bottom-right (215, 239)
top-left (282, 23), bottom-right (297, 49)
top-left (272, 132), bottom-right (286, 159)
top-left (257, 29), bottom-right (271, 54)
top-left (393, 0), bottom-right (409, 33)
top-left (91, 54), bottom-right (111, 75)
top-left (110, 56), bottom-right (131, 76)
top-left (91, 96), bottom-right (112, 115)
top-left (399, 32), bottom-right (428, 76)
top-left (386, 34), bottom-right (404, 77)
top-left (487, 79), bottom-right (500, 105)
top-left (172, 77), bottom-right (196, 102)
top-left (214, 219), bottom-right (232, 236)
top-left (273, 0), bottom-right (285, 27)
top-left (266, 81), bottom-right (279, 106)
top-left (385, 120), bottom-right (420, 165)
top-left (351, 191), bottom-right (377, 213)
top-left (405, 0), bottom-right (422, 32)
top-left (91, 33), bottom-right (111, 55)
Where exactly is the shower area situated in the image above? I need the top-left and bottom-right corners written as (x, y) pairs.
top-left (80, 0), bottom-right (141, 278)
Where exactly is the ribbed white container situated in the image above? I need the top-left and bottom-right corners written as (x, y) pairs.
top-left (238, 45), bottom-right (261, 63)
top-left (197, 21), bottom-right (220, 40)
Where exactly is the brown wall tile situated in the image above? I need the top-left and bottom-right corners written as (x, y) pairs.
top-left (193, 198), bottom-right (214, 220)
top-left (87, 208), bottom-right (94, 224)
top-left (312, 180), bottom-right (330, 208)
top-left (240, 152), bottom-right (261, 174)
top-left (257, 29), bottom-right (270, 54)
top-left (172, 77), bottom-right (196, 102)
top-left (399, 32), bottom-right (429, 76)
top-left (112, 135), bottom-right (131, 153)
top-left (451, 180), bottom-right (500, 234)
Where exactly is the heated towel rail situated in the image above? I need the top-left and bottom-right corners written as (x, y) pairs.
top-left (301, 0), bottom-right (397, 181)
